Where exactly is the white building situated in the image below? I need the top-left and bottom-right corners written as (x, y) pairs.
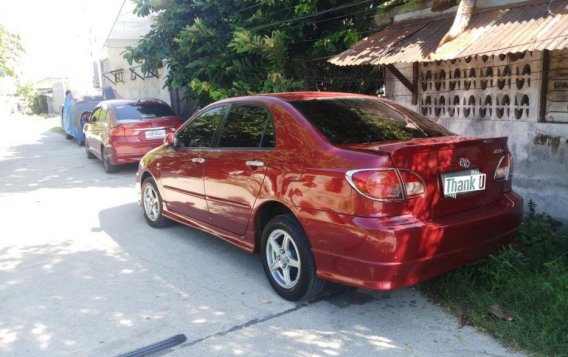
top-left (94, 0), bottom-right (171, 104)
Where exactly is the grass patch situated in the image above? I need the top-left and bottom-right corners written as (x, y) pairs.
top-left (50, 126), bottom-right (65, 135)
top-left (421, 201), bottom-right (568, 356)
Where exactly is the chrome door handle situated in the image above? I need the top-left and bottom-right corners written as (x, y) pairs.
top-left (192, 157), bottom-right (205, 164)
top-left (246, 160), bottom-right (264, 168)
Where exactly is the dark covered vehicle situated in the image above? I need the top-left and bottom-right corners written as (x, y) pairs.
top-left (61, 86), bottom-right (120, 145)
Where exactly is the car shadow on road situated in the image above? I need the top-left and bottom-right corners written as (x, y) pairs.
top-left (0, 127), bottom-right (140, 194)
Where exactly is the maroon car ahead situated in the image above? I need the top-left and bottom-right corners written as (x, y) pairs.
top-left (84, 99), bottom-right (184, 173)
top-left (136, 92), bottom-right (523, 301)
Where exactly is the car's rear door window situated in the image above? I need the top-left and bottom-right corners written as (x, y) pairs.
top-left (289, 98), bottom-right (451, 145)
top-left (115, 102), bottom-right (175, 120)
top-left (98, 107), bottom-right (109, 124)
top-left (218, 104), bottom-right (274, 148)
top-left (177, 106), bottom-right (226, 148)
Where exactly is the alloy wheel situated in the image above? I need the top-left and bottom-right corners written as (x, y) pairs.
top-left (143, 184), bottom-right (160, 222)
top-left (266, 229), bottom-right (301, 289)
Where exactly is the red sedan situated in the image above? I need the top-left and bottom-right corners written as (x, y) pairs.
top-left (136, 92), bottom-right (523, 301)
top-left (84, 99), bottom-right (184, 173)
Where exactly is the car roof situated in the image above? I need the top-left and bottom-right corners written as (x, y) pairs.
top-left (101, 98), bottom-right (167, 108)
top-left (260, 91), bottom-right (373, 101)
top-left (211, 92), bottom-right (377, 107)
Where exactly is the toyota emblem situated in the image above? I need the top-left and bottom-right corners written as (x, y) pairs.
top-left (459, 158), bottom-right (471, 168)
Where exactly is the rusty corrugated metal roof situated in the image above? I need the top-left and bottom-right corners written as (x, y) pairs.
top-left (329, 0), bottom-right (568, 66)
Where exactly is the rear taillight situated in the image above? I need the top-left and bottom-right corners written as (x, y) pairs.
top-left (346, 169), bottom-right (425, 201)
top-left (109, 126), bottom-right (124, 137)
top-left (495, 154), bottom-right (513, 192)
top-left (494, 154), bottom-right (513, 181)
top-left (110, 126), bottom-right (138, 137)
top-left (399, 170), bottom-right (426, 198)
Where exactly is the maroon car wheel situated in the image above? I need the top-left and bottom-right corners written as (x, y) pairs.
top-left (142, 178), bottom-right (172, 228)
top-left (102, 147), bottom-right (118, 173)
top-left (85, 142), bottom-right (95, 159)
top-left (261, 214), bottom-right (325, 301)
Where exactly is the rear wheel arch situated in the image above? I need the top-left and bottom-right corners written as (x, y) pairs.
top-left (253, 201), bottom-right (297, 253)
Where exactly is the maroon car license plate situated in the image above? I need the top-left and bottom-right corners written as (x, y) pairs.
top-left (442, 169), bottom-right (486, 198)
top-left (145, 129), bottom-right (166, 139)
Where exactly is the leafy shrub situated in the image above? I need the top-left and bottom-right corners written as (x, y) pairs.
top-left (421, 201), bottom-right (568, 356)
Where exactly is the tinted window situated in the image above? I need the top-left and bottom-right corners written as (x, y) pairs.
top-left (98, 108), bottom-right (109, 123)
top-left (114, 102), bottom-right (175, 120)
top-left (177, 106), bottom-right (226, 148)
top-left (90, 107), bottom-right (102, 122)
top-left (261, 116), bottom-right (275, 148)
top-left (218, 105), bottom-right (273, 148)
top-left (290, 98), bottom-right (451, 145)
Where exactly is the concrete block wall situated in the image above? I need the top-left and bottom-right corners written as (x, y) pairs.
top-left (385, 52), bottom-right (568, 221)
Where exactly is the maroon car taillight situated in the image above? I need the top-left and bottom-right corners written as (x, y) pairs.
top-left (494, 154), bottom-right (513, 192)
top-left (110, 126), bottom-right (138, 137)
top-left (109, 126), bottom-right (124, 137)
top-left (398, 170), bottom-right (426, 198)
top-left (346, 169), bottom-right (425, 201)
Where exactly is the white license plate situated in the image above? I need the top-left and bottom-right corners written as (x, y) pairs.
top-left (442, 170), bottom-right (486, 198)
top-left (145, 129), bottom-right (166, 139)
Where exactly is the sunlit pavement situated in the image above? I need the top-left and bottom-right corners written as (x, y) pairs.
top-left (0, 114), bottom-right (524, 357)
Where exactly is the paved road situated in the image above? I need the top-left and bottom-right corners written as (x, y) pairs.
top-left (0, 114), bottom-right (523, 356)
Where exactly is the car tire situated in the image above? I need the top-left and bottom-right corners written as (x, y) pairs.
top-left (102, 146), bottom-right (118, 173)
top-left (261, 214), bottom-right (326, 301)
top-left (142, 177), bottom-right (172, 228)
top-left (85, 142), bottom-right (95, 159)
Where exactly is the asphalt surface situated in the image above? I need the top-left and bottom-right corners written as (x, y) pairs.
top-left (0, 113), bottom-right (524, 356)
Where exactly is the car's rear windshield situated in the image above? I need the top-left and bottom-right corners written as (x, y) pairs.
top-left (114, 102), bottom-right (175, 120)
top-left (289, 98), bottom-right (451, 145)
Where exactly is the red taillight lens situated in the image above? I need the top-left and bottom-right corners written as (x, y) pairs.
top-left (110, 126), bottom-right (138, 137)
top-left (347, 169), bottom-right (425, 201)
top-left (350, 170), bottom-right (403, 200)
top-left (494, 154), bottom-right (513, 181)
top-left (399, 171), bottom-right (426, 198)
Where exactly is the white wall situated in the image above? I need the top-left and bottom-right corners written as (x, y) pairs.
top-left (100, 43), bottom-right (170, 104)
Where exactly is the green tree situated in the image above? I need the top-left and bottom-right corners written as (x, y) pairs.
top-left (16, 82), bottom-right (39, 114)
top-left (124, 0), bottom-right (397, 106)
top-left (0, 25), bottom-right (24, 77)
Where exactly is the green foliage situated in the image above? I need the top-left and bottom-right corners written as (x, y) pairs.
top-left (0, 25), bottom-right (24, 77)
top-left (16, 82), bottom-right (36, 113)
top-left (124, 0), bottom-right (392, 106)
top-left (422, 201), bottom-right (568, 356)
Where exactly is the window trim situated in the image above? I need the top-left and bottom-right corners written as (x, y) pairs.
top-left (214, 102), bottom-right (276, 150)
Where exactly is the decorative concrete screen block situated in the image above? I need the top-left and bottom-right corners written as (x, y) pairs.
top-left (419, 52), bottom-right (542, 122)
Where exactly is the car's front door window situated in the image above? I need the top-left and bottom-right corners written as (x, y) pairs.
top-left (90, 108), bottom-right (101, 122)
top-left (177, 106), bottom-right (227, 148)
top-left (218, 104), bottom-right (274, 148)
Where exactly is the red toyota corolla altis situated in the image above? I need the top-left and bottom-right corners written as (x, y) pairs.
top-left (84, 99), bottom-right (184, 173)
top-left (136, 92), bottom-right (523, 301)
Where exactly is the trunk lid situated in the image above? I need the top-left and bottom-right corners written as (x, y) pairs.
top-left (114, 116), bottom-right (184, 140)
top-left (344, 136), bottom-right (510, 219)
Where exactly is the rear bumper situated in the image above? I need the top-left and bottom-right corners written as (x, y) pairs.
top-left (110, 140), bottom-right (163, 165)
top-left (297, 192), bottom-right (524, 290)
